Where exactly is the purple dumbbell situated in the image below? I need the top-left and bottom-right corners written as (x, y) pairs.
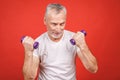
top-left (70, 30), bottom-right (87, 45)
top-left (21, 36), bottom-right (39, 49)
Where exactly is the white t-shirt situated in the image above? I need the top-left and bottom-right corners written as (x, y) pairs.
top-left (33, 30), bottom-right (79, 80)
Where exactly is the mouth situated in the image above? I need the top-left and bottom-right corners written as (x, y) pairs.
top-left (51, 31), bottom-right (63, 38)
top-left (54, 32), bottom-right (61, 35)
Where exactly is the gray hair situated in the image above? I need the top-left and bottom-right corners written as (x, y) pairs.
top-left (45, 3), bottom-right (67, 16)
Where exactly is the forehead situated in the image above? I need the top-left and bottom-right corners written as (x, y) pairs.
top-left (46, 9), bottom-right (66, 23)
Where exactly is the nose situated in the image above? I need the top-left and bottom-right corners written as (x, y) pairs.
top-left (55, 25), bottom-right (62, 32)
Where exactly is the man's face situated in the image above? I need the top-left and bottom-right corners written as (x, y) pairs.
top-left (44, 10), bottom-right (66, 40)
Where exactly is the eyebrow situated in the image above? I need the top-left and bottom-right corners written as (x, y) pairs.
top-left (60, 22), bottom-right (65, 24)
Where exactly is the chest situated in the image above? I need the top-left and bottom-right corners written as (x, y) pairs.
top-left (40, 41), bottom-right (76, 66)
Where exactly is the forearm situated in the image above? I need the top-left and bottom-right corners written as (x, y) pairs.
top-left (23, 51), bottom-right (36, 80)
top-left (77, 42), bottom-right (98, 73)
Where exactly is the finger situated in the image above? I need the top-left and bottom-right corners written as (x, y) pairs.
top-left (22, 36), bottom-right (33, 44)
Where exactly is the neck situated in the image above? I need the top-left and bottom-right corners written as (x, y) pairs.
top-left (48, 34), bottom-right (63, 42)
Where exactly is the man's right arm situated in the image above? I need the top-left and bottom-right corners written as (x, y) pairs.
top-left (22, 36), bottom-right (40, 80)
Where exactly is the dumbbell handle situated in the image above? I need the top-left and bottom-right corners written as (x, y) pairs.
top-left (21, 36), bottom-right (39, 49)
top-left (70, 30), bottom-right (87, 45)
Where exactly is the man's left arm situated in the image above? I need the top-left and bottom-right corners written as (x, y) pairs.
top-left (73, 31), bottom-right (98, 73)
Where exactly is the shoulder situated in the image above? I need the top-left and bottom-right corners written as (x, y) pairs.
top-left (64, 30), bottom-right (75, 35)
top-left (35, 32), bottom-right (47, 42)
top-left (64, 30), bottom-right (75, 38)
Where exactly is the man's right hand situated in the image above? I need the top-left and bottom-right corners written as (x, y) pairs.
top-left (22, 36), bottom-right (35, 53)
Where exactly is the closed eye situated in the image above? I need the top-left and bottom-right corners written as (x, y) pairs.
top-left (51, 23), bottom-right (57, 26)
top-left (60, 22), bottom-right (65, 26)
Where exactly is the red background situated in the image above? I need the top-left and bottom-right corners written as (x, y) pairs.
top-left (0, 0), bottom-right (120, 80)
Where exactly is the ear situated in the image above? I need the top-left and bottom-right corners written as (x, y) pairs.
top-left (44, 17), bottom-right (46, 25)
